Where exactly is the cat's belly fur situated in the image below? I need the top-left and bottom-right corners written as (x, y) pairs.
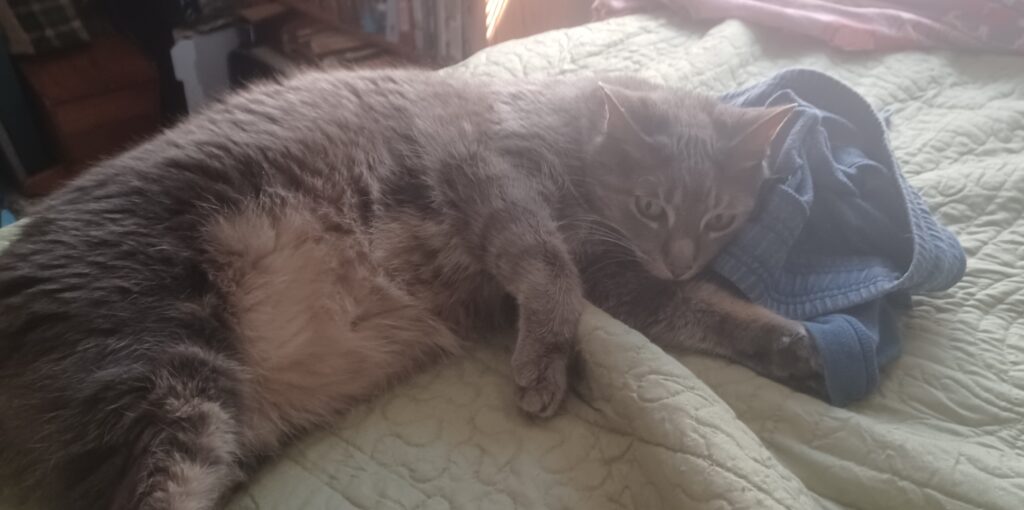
top-left (206, 205), bottom-right (509, 450)
top-left (367, 211), bottom-right (516, 334)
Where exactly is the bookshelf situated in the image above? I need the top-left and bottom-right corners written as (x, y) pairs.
top-left (267, 1), bottom-right (488, 67)
top-left (276, 1), bottom-right (416, 62)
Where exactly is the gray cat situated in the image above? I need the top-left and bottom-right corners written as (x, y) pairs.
top-left (0, 69), bottom-right (819, 510)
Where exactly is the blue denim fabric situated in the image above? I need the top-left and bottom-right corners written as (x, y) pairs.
top-left (713, 69), bottom-right (966, 406)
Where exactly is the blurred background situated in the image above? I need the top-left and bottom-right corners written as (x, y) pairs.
top-left (0, 0), bottom-right (591, 208)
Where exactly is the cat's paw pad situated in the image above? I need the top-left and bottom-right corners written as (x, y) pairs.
top-left (511, 349), bottom-right (570, 419)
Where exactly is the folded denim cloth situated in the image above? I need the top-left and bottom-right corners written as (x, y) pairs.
top-left (713, 68), bottom-right (966, 406)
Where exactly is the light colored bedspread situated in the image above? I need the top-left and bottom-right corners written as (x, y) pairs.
top-left (3, 14), bottom-right (1023, 510)
top-left (226, 16), bottom-right (1024, 510)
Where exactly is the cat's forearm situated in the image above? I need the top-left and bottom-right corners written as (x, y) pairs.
top-left (585, 273), bottom-right (726, 355)
top-left (586, 269), bottom-right (823, 395)
top-left (453, 164), bottom-right (584, 418)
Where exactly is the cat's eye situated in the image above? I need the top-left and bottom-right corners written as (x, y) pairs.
top-left (704, 213), bottom-right (736, 233)
top-left (634, 196), bottom-right (666, 222)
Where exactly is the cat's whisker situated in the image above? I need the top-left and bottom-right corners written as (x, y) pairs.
top-left (581, 256), bottom-right (641, 279)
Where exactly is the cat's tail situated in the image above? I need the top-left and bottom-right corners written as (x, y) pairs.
top-left (0, 339), bottom-right (247, 510)
top-left (105, 346), bottom-right (247, 510)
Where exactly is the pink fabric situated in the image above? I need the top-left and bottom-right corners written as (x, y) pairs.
top-left (592, 0), bottom-right (1024, 54)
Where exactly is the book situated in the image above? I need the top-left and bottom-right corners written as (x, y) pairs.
top-left (424, 0), bottom-right (437, 60)
top-left (436, 0), bottom-right (447, 63)
top-left (308, 32), bottom-right (367, 55)
top-left (385, 0), bottom-right (399, 43)
top-left (412, 0), bottom-right (424, 54)
top-left (449, 0), bottom-right (463, 62)
top-left (398, 0), bottom-right (414, 50)
top-left (359, 0), bottom-right (387, 35)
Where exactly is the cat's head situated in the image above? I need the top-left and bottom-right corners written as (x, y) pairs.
top-left (582, 81), bottom-right (796, 281)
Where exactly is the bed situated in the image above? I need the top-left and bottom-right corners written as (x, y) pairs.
top-left (3, 13), bottom-right (1023, 510)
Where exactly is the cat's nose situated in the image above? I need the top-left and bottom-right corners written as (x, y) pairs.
top-left (666, 239), bottom-right (695, 279)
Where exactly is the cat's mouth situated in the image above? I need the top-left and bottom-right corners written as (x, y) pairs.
top-left (674, 269), bottom-right (699, 281)
top-left (645, 258), bottom-right (676, 281)
top-left (644, 257), bottom-right (699, 282)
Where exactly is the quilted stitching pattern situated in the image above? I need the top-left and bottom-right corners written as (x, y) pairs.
top-left (230, 315), bottom-right (814, 510)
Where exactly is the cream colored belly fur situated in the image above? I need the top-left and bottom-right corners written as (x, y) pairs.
top-left (207, 208), bottom-right (460, 451)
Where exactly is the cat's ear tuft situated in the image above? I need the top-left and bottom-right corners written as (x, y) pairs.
top-left (598, 82), bottom-right (651, 146)
top-left (726, 103), bottom-right (797, 174)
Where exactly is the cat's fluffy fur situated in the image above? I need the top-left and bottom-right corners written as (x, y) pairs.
top-left (0, 69), bottom-right (821, 509)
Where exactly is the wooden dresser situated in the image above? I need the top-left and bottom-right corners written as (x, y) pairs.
top-left (18, 34), bottom-right (160, 194)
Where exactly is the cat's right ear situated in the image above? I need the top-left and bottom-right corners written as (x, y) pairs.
top-left (599, 82), bottom-right (650, 147)
top-left (723, 103), bottom-right (798, 175)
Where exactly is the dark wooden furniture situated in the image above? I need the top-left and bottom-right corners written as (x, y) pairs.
top-left (18, 33), bottom-right (160, 195)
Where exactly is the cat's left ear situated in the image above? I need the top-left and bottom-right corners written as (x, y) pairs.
top-left (725, 104), bottom-right (798, 175)
top-left (598, 82), bottom-right (652, 147)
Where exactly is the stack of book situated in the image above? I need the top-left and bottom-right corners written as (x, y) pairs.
top-left (278, 17), bottom-right (404, 68)
top-left (292, 0), bottom-right (487, 65)
top-left (230, 0), bottom-right (489, 84)
top-left (234, 2), bottom-right (400, 72)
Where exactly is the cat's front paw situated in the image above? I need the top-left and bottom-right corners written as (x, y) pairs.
top-left (510, 341), bottom-right (571, 418)
top-left (768, 321), bottom-right (826, 398)
top-left (771, 323), bottom-right (822, 372)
